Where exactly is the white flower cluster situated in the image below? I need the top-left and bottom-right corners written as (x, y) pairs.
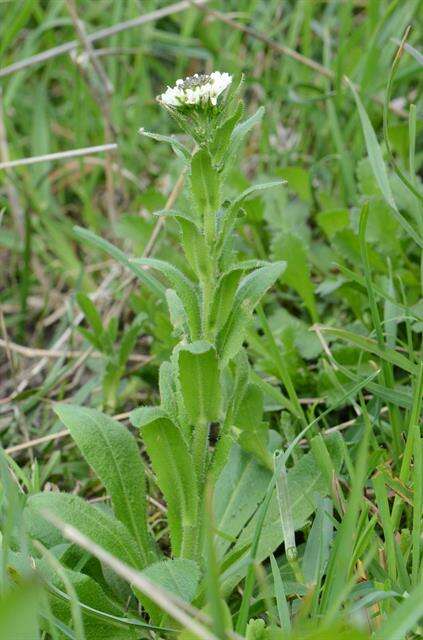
top-left (158, 71), bottom-right (232, 108)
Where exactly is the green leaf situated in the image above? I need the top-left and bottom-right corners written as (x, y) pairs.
top-left (301, 498), bottom-right (333, 587)
top-left (0, 582), bottom-right (41, 640)
top-left (233, 383), bottom-right (263, 432)
top-left (214, 443), bottom-right (272, 559)
top-left (278, 166), bottom-right (312, 204)
top-left (347, 79), bottom-right (423, 248)
top-left (238, 424), bottom-right (272, 470)
top-left (118, 316), bottom-right (145, 366)
top-left (54, 404), bottom-right (155, 565)
top-left (26, 492), bottom-right (143, 569)
top-left (190, 148), bottom-right (220, 216)
top-left (234, 261), bottom-right (287, 317)
top-left (318, 326), bottom-right (419, 374)
top-left (234, 383), bottom-right (270, 468)
top-left (316, 208), bottom-right (349, 239)
top-left (166, 288), bottom-right (189, 337)
top-left (177, 341), bottom-right (221, 424)
top-left (137, 558), bottom-right (200, 623)
top-left (220, 434), bottom-right (343, 594)
top-left (76, 292), bottom-right (103, 336)
top-left (39, 561), bottom-right (138, 640)
top-left (210, 262), bottom-right (266, 333)
top-left (272, 232), bottom-right (317, 321)
top-left (210, 100), bottom-right (244, 165)
top-left (141, 415), bottom-right (199, 557)
top-left (161, 212), bottom-right (210, 278)
top-left (159, 360), bottom-right (180, 422)
top-left (231, 106), bottom-right (265, 146)
top-left (138, 128), bottom-right (191, 162)
top-left (221, 181), bottom-right (285, 239)
top-left (73, 226), bottom-right (166, 298)
top-left (218, 262), bottom-right (286, 364)
top-left (130, 257), bottom-right (200, 340)
top-left (374, 557), bottom-right (423, 639)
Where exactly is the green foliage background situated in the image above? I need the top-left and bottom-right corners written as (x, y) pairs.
top-left (0, 1), bottom-right (422, 639)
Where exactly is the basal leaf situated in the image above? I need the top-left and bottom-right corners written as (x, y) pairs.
top-left (220, 433), bottom-right (343, 594)
top-left (137, 558), bottom-right (200, 623)
top-left (39, 560), bottom-right (138, 640)
top-left (213, 443), bottom-right (272, 559)
top-left (0, 582), bottom-right (41, 640)
top-left (55, 404), bottom-right (155, 566)
top-left (26, 492), bottom-right (143, 569)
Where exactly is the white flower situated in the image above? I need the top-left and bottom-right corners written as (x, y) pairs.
top-left (157, 72), bottom-right (232, 108)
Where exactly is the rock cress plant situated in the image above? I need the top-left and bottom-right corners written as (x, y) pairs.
top-left (130, 72), bottom-right (286, 561)
top-left (50, 73), bottom-right (286, 575)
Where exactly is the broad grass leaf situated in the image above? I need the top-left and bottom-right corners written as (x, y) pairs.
top-left (271, 231), bottom-right (318, 322)
top-left (140, 416), bottom-right (198, 556)
top-left (130, 257), bottom-right (200, 340)
top-left (73, 226), bottom-right (166, 298)
top-left (220, 433), bottom-right (343, 594)
top-left (318, 326), bottom-right (419, 374)
top-left (136, 558), bottom-right (200, 622)
top-left (54, 404), bottom-right (155, 566)
top-left (177, 341), bottom-right (221, 424)
top-left (374, 580), bottom-right (423, 640)
top-left (26, 492), bottom-right (143, 569)
top-left (301, 497), bottom-right (333, 586)
top-left (347, 80), bottom-right (423, 248)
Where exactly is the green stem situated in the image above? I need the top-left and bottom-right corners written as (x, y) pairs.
top-left (192, 417), bottom-right (210, 493)
top-left (181, 523), bottom-right (198, 560)
top-left (201, 276), bottom-right (214, 340)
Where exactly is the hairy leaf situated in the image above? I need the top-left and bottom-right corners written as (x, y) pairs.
top-left (55, 404), bottom-right (155, 565)
top-left (177, 341), bottom-right (221, 424)
top-left (141, 415), bottom-right (198, 556)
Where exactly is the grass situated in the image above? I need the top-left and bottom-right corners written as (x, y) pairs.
top-left (0, 1), bottom-right (422, 639)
